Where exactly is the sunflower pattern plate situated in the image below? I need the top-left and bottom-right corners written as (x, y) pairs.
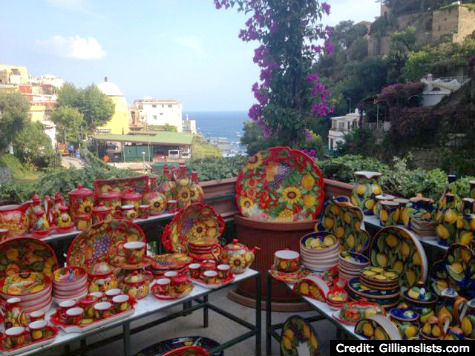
top-left (0, 237), bottom-right (58, 278)
top-left (162, 203), bottom-right (225, 253)
top-left (280, 315), bottom-right (320, 356)
top-left (370, 226), bottom-right (428, 288)
top-left (315, 196), bottom-right (370, 253)
top-left (235, 147), bottom-right (324, 222)
top-left (430, 244), bottom-right (475, 298)
top-left (67, 219), bottom-right (146, 267)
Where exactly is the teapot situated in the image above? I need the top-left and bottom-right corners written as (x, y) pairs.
top-left (220, 239), bottom-right (259, 274)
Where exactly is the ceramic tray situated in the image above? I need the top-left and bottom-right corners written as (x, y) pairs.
top-left (369, 226), bottom-right (428, 288)
top-left (151, 283), bottom-right (194, 300)
top-left (94, 175), bottom-right (149, 195)
top-left (191, 274), bottom-right (234, 289)
top-left (235, 147), bottom-right (324, 222)
top-left (0, 237), bottom-right (58, 278)
top-left (0, 326), bottom-right (58, 356)
top-left (269, 268), bottom-right (311, 284)
top-left (66, 219), bottom-right (146, 267)
top-left (315, 196), bottom-right (370, 253)
top-left (162, 203), bottom-right (225, 253)
top-left (280, 315), bottom-right (319, 356)
top-left (50, 307), bottom-right (135, 333)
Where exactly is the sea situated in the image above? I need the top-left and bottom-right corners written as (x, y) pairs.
top-left (184, 111), bottom-right (249, 156)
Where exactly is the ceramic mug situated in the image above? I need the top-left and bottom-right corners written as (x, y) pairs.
top-left (4, 326), bottom-right (29, 348)
top-left (58, 300), bottom-right (77, 323)
top-left (379, 201), bottom-right (400, 227)
top-left (138, 205), bottom-right (150, 219)
top-left (155, 278), bottom-right (171, 295)
top-left (94, 302), bottom-right (112, 320)
top-left (217, 264), bottom-right (231, 280)
top-left (202, 270), bottom-right (218, 284)
top-left (65, 307), bottom-right (84, 325)
top-left (112, 294), bottom-right (130, 313)
top-left (189, 263), bottom-right (201, 279)
top-left (167, 200), bottom-right (178, 213)
top-left (29, 320), bottom-right (47, 340)
top-left (105, 288), bottom-right (121, 300)
top-left (29, 310), bottom-right (45, 322)
top-left (273, 250), bottom-right (300, 273)
top-left (201, 259), bottom-right (217, 271)
top-left (121, 205), bottom-right (137, 221)
top-left (124, 241), bottom-right (146, 264)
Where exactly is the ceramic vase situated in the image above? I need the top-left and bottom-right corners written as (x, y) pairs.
top-left (351, 171), bottom-right (382, 216)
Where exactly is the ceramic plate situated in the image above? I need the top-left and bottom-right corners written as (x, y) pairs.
top-left (235, 147), bottom-right (324, 222)
top-left (280, 315), bottom-right (320, 356)
top-left (315, 196), bottom-right (370, 253)
top-left (0, 237), bottom-right (58, 278)
top-left (53, 267), bottom-right (87, 284)
top-left (94, 175), bottom-right (149, 195)
top-left (0, 272), bottom-right (50, 296)
top-left (66, 219), bottom-right (146, 267)
top-left (151, 283), bottom-right (193, 300)
top-left (135, 336), bottom-right (223, 356)
top-left (348, 278), bottom-right (400, 299)
top-left (269, 268), bottom-right (311, 284)
top-left (151, 253), bottom-right (193, 270)
top-left (162, 203), bottom-right (225, 253)
top-left (369, 226), bottom-right (428, 288)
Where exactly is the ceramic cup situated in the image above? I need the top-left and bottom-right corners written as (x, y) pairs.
top-left (121, 205), bottom-right (137, 221)
top-left (5, 326), bottom-right (28, 347)
top-left (155, 278), bottom-right (171, 295)
top-left (29, 320), bottom-right (47, 340)
top-left (58, 300), bottom-right (77, 323)
top-left (138, 205), bottom-right (150, 219)
top-left (189, 263), bottom-right (201, 279)
top-left (105, 288), bottom-right (121, 300)
top-left (379, 200), bottom-right (400, 227)
top-left (202, 270), bottom-right (218, 284)
top-left (274, 250), bottom-right (300, 273)
top-left (29, 310), bottom-right (45, 322)
top-left (94, 302), bottom-right (112, 320)
top-left (112, 294), bottom-right (130, 313)
top-left (65, 307), bottom-right (84, 325)
top-left (124, 241), bottom-right (146, 264)
top-left (217, 264), bottom-right (231, 280)
top-left (167, 200), bottom-right (178, 213)
top-left (201, 259), bottom-right (217, 271)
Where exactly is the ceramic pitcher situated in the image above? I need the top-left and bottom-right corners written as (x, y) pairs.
top-left (350, 171), bottom-right (382, 216)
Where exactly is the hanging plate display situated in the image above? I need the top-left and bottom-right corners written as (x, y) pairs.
top-left (369, 226), bottom-right (428, 288)
top-left (315, 196), bottom-right (370, 253)
top-left (67, 219), bottom-right (146, 267)
top-left (0, 237), bottom-right (58, 278)
top-left (280, 315), bottom-right (320, 356)
top-left (236, 147), bottom-right (324, 222)
top-left (162, 203), bottom-right (225, 253)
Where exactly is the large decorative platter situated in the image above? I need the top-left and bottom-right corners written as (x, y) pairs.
top-left (315, 196), bottom-right (370, 253)
top-left (162, 203), bottom-right (225, 253)
top-left (280, 315), bottom-right (320, 356)
top-left (369, 226), bottom-right (428, 288)
top-left (235, 147), bottom-right (324, 222)
top-left (151, 253), bottom-right (193, 271)
top-left (0, 272), bottom-right (51, 296)
top-left (0, 237), bottom-right (58, 278)
top-left (430, 244), bottom-right (475, 298)
top-left (94, 175), bottom-right (149, 195)
top-left (67, 219), bottom-right (146, 267)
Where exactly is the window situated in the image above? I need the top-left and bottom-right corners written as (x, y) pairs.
top-left (168, 104), bottom-right (172, 108)
top-left (152, 104), bottom-right (156, 108)
top-left (153, 115), bottom-right (157, 120)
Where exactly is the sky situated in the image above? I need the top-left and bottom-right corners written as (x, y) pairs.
top-left (0, 0), bottom-right (380, 111)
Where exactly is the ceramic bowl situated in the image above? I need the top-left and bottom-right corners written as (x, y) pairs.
top-left (273, 250), bottom-right (300, 273)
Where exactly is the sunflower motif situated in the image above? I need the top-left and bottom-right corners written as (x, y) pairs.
top-left (191, 223), bottom-right (207, 238)
top-left (78, 199), bottom-right (94, 214)
top-left (282, 186), bottom-right (302, 205)
top-left (177, 187), bottom-right (191, 205)
top-left (240, 197), bottom-right (254, 214)
top-left (229, 254), bottom-right (246, 269)
top-left (303, 194), bottom-right (316, 208)
top-left (245, 152), bottom-right (263, 170)
top-left (277, 208), bottom-right (294, 222)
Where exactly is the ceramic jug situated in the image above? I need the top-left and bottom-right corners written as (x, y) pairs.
top-left (455, 198), bottom-right (475, 248)
top-left (455, 297), bottom-right (475, 340)
top-left (435, 175), bottom-right (462, 246)
top-left (350, 171), bottom-right (382, 215)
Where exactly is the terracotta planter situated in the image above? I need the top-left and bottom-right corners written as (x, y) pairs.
top-left (200, 178), bottom-right (238, 219)
top-left (233, 214), bottom-right (316, 309)
top-left (323, 178), bottom-right (353, 198)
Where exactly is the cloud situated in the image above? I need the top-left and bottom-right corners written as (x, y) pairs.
top-left (37, 35), bottom-right (106, 60)
top-left (174, 36), bottom-right (205, 54)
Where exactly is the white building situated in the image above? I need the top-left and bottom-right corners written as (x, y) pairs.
top-left (29, 74), bottom-right (65, 89)
top-left (421, 74), bottom-right (463, 107)
top-left (182, 115), bottom-right (197, 134)
top-left (132, 98), bottom-right (183, 132)
top-left (328, 111), bottom-right (360, 151)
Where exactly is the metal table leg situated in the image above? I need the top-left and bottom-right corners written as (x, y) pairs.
top-left (203, 294), bottom-right (209, 328)
top-left (256, 272), bottom-right (262, 356)
top-left (266, 271), bottom-right (272, 356)
top-left (123, 322), bottom-right (131, 356)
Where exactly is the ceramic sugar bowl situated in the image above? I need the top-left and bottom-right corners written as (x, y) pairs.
top-left (121, 271), bottom-right (152, 299)
top-left (88, 262), bottom-right (119, 293)
top-left (220, 239), bottom-right (259, 274)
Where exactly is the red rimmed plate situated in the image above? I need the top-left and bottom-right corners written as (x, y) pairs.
top-left (236, 147), bottom-right (324, 222)
top-left (162, 203), bottom-right (225, 253)
top-left (0, 237), bottom-right (58, 278)
top-left (66, 219), bottom-right (146, 268)
top-left (191, 274), bottom-right (235, 289)
top-left (151, 283), bottom-right (194, 300)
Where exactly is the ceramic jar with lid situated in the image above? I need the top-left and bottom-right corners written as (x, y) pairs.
top-left (389, 306), bottom-right (420, 339)
top-left (455, 297), bottom-right (475, 340)
top-left (56, 205), bottom-right (73, 232)
top-left (350, 171), bottom-right (383, 215)
top-left (75, 213), bottom-right (91, 231)
top-left (394, 198), bottom-right (410, 226)
top-left (143, 176), bottom-right (167, 216)
top-left (373, 194), bottom-right (395, 219)
top-left (121, 188), bottom-right (142, 211)
top-left (220, 239), bottom-right (259, 274)
top-left (96, 189), bottom-right (122, 217)
top-left (122, 271), bottom-right (152, 299)
top-left (31, 209), bottom-right (50, 238)
top-left (88, 262), bottom-right (118, 293)
top-left (92, 203), bottom-right (112, 224)
top-left (68, 184), bottom-right (94, 222)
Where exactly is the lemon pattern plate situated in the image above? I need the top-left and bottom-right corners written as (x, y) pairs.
top-left (315, 196), bottom-right (370, 253)
top-left (370, 226), bottom-right (428, 288)
top-left (235, 146), bottom-right (324, 222)
top-left (280, 315), bottom-right (319, 356)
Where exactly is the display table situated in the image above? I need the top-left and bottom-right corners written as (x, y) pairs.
top-left (15, 269), bottom-right (261, 356)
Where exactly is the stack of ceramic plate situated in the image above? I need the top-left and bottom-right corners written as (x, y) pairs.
top-left (0, 272), bottom-right (52, 313)
top-left (300, 232), bottom-right (340, 272)
top-left (52, 267), bottom-right (88, 303)
top-left (338, 252), bottom-right (370, 281)
top-left (150, 253), bottom-right (193, 277)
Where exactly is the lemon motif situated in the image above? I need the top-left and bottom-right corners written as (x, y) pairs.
top-left (310, 335), bottom-right (318, 349)
top-left (412, 252), bottom-right (421, 266)
top-left (400, 241), bottom-right (410, 258)
top-left (376, 253), bottom-right (388, 267)
top-left (303, 195), bottom-right (316, 208)
top-left (406, 269), bottom-right (416, 286)
top-left (385, 234), bottom-right (399, 248)
top-left (459, 231), bottom-right (473, 246)
top-left (365, 199), bottom-right (375, 211)
top-left (335, 227), bottom-right (344, 238)
top-left (380, 210), bottom-right (389, 223)
top-left (405, 326), bottom-right (418, 338)
top-left (283, 329), bottom-right (294, 341)
top-left (301, 173), bottom-right (315, 190)
top-left (450, 262), bottom-right (464, 274)
top-left (362, 323), bottom-right (374, 337)
top-left (401, 209), bottom-right (410, 226)
top-left (347, 234), bottom-right (355, 248)
top-left (432, 325), bottom-right (441, 337)
top-left (373, 185), bottom-right (382, 195)
top-left (457, 216), bottom-right (465, 229)
top-left (343, 212), bottom-right (352, 224)
top-left (436, 224), bottom-right (450, 240)
top-left (300, 282), bottom-right (309, 295)
top-left (324, 217), bottom-right (334, 230)
top-left (461, 248), bottom-right (471, 263)
top-left (393, 260), bottom-right (404, 272)
top-left (356, 184), bottom-right (366, 195)
top-left (462, 317), bottom-right (473, 336)
top-left (281, 335), bottom-right (292, 350)
top-left (350, 196), bottom-right (359, 206)
top-left (422, 323), bottom-right (432, 335)
top-left (303, 324), bottom-right (311, 339)
top-left (375, 327), bottom-right (386, 340)
top-left (444, 209), bottom-right (458, 224)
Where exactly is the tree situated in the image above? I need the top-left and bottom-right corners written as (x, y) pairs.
top-left (13, 122), bottom-right (58, 168)
top-left (216, 0), bottom-right (333, 147)
top-left (50, 106), bottom-right (84, 145)
top-left (0, 92), bottom-right (30, 151)
top-left (55, 83), bottom-right (114, 132)
top-left (240, 120), bottom-right (279, 156)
